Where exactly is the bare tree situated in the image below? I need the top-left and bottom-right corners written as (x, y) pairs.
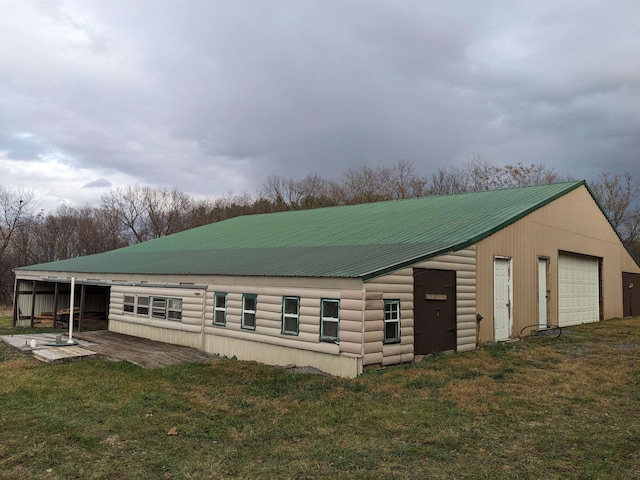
top-left (590, 172), bottom-right (640, 248)
top-left (211, 192), bottom-right (257, 220)
top-left (101, 185), bottom-right (150, 243)
top-left (428, 165), bottom-right (469, 195)
top-left (0, 186), bottom-right (37, 264)
top-left (496, 162), bottom-right (568, 189)
top-left (297, 173), bottom-right (336, 209)
top-left (428, 156), bottom-right (571, 195)
top-left (144, 187), bottom-right (193, 238)
top-left (260, 175), bottom-right (303, 210)
top-left (260, 174), bottom-right (335, 210)
top-left (462, 155), bottom-right (501, 191)
top-left (342, 165), bottom-right (393, 204)
top-left (0, 186), bottom-right (37, 303)
top-left (384, 160), bottom-right (428, 199)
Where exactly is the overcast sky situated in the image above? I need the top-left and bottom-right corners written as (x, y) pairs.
top-left (1, 0), bottom-right (639, 212)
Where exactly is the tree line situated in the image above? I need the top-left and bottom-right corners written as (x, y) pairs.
top-left (1, 157), bottom-right (639, 304)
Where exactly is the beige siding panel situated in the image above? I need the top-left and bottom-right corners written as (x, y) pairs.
top-left (257, 318), bottom-right (281, 330)
top-left (364, 352), bottom-right (383, 365)
top-left (202, 334), bottom-right (362, 378)
top-left (364, 341), bottom-right (383, 355)
top-left (339, 303), bottom-right (363, 318)
top-left (259, 302), bottom-right (283, 314)
top-left (114, 285), bottom-right (205, 299)
top-left (365, 284), bottom-right (415, 294)
top-left (341, 298), bottom-right (366, 311)
top-left (299, 322), bottom-right (319, 335)
top-left (340, 319), bottom-right (362, 333)
top-left (364, 329), bottom-right (384, 344)
top-left (202, 326), bottom-right (338, 354)
top-left (382, 343), bottom-right (411, 358)
top-left (300, 305), bottom-right (320, 316)
top-left (381, 354), bottom-right (401, 366)
top-left (362, 290), bottom-right (384, 362)
top-left (458, 326), bottom-right (476, 338)
top-left (458, 306), bottom-right (477, 316)
top-left (219, 286), bottom-right (343, 299)
top-left (476, 185), bottom-right (640, 342)
top-left (339, 330), bottom-right (363, 346)
top-left (339, 342), bottom-right (362, 356)
top-left (110, 319), bottom-right (201, 348)
top-left (340, 288), bottom-right (364, 300)
top-left (414, 261), bottom-right (475, 272)
top-left (363, 309), bottom-right (384, 322)
top-left (457, 338), bottom-right (477, 352)
top-left (182, 303), bottom-right (204, 313)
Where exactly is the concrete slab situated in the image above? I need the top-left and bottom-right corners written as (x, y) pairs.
top-left (0, 333), bottom-right (96, 354)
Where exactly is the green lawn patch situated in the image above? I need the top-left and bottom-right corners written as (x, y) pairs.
top-left (1, 316), bottom-right (639, 479)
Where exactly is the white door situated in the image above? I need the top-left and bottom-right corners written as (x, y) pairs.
top-left (494, 258), bottom-right (512, 341)
top-left (558, 253), bottom-right (600, 327)
top-left (538, 258), bottom-right (549, 328)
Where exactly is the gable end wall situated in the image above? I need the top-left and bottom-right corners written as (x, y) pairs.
top-left (476, 185), bottom-right (640, 342)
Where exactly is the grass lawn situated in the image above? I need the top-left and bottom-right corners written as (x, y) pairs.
top-left (1, 311), bottom-right (639, 479)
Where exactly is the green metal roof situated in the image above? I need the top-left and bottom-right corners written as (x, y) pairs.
top-left (18, 181), bottom-right (586, 279)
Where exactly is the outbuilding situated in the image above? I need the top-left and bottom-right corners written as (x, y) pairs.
top-left (13, 181), bottom-right (640, 377)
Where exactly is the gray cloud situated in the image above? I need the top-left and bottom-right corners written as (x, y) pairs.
top-left (82, 178), bottom-right (111, 189)
top-left (1, 0), bottom-right (639, 210)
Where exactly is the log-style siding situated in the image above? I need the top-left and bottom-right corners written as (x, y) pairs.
top-left (202, 283), bottom-right (363, 357)
top-left (109, 285), bottom-right (206, 348)
top-left (198, 281), bottom-right (365, 377)
top-left (363, 247), bottom-right (477, 366)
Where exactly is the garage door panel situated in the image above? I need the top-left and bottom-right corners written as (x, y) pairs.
top-left (558, 254), bottom-right (599, 327)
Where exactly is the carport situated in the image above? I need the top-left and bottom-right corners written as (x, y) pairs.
top-left (12, 278), bottom-right (110, 331)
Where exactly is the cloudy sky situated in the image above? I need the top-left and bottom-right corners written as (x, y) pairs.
top-left (1, 0), bottom-right (639, 212)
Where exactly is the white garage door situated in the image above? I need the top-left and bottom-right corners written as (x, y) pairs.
top-left (558, 253), bottom-right (600, 327)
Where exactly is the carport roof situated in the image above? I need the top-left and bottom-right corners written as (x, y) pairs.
top-left (18, 181), bottom-right (586, 280)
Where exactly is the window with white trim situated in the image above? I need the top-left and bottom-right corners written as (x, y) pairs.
top-left (242, 294), bottom-right (257, 330)
top-left (137, 296), bottom-right (150, 316)
top-left (282, 296), bottom-right (300, 336)
top-left (167, 298), bottom-right (182, 321)
top-left (144, 297), bottom-right (182, 322)
top-left (152, 297), bottom-right (167, 319)
top-left (123, 295), bottom-right (135, 314)
top-left (383, 299), bottom-right (401, 344)
top-left (320, 299), bottom-right (340, 342)
top-left (214, 292), bottom-right (227, 326)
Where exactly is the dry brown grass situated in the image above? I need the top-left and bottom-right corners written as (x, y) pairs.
top-left (0, 316), bottom-right (638, 479)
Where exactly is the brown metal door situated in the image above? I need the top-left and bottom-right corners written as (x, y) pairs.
top-left (413, 268), bottom-right (457, 355)
top-left (623, 272), bottom-right (640, 317)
